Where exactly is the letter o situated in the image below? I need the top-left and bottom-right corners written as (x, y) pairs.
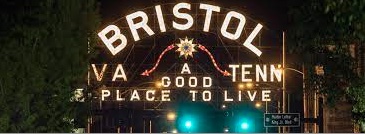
top-left (189, 77), bottom-right (197, 87)
top-left (202, 90), bottom-right (211, 101)
top-left (175, 76), bottom-right (184, 87)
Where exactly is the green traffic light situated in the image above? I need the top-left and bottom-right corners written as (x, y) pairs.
top-left (185, 121), bottom-right (192, 129)
top-left (241, 122), bottom-right (249, 130)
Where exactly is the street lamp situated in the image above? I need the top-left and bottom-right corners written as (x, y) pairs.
top-left (282, 68), bottom-right (304, 76)
top-left (238, 83), bottom-right (245, 89)
top-left (246, 82), bottom-right (254, 89)
top-left (281, 67), bottom-right (304, 113)
top-left (155, 81), bottom-right (162, 88)
top-left (167, 112), bottom-right (176, 121)
top-left (221, 104), bottom-right (227, 109)
top-left (281, 67), bottom-right (305, 133)
top-left (284, 66), bottom-right (324, 133)
top-left (255, 102), bottom-right (262, 108)
top-left (238, 82), bottom-right (253, 90)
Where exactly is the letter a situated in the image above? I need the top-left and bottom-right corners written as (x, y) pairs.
top-left (112, 64), bottom-right (127, 81)
top-left (181, 63), bottom-right (191, 74)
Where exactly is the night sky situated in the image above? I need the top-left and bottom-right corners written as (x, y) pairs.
top-left (99, 0), bottom-right (289, 32)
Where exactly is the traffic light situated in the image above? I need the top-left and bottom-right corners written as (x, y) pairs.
top-left (237, 118), bottom-right (253, 132)
top-left (184, 120), bottom-right (192, 129)
top-left (241, 122), bottom-right (249, 130)
top-left (230, 103), bottom-right (265, 133)
top-left (177, 116), bottom-right (195, 132)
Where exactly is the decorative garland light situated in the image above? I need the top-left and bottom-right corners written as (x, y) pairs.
top-left (141, 38), bottom-right (231, 76)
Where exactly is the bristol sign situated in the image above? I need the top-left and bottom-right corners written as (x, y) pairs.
top-left (92, 2), bottom-right (283, 102)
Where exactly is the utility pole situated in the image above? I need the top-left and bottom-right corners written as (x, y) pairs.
top-left (282, 31), bottom-right (286, 133)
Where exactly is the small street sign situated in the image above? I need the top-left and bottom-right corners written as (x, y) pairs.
top-left (264, 113), bottom-right (300, 127)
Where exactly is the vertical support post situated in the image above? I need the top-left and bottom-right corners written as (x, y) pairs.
top-left (87, 117), bottom-right (91, 133)
top-left (318, 97), bottom-right (324, 133)
top-left (303, 64), bottom-right (307, 132)
top-left (282, 31), bottom-right (286, 133)
top-left (87, 39), bottom-right (91, 133)
top-left (266, 101), bottom-right (268, 133)
top-left (149, 119), bottom-right (152, 133)
top-left (278, 101), bottom-right (281, 133)
top-left (143, 119), bottom-right (145, 133)
top-left (314, 88), bottom-right (318, 132)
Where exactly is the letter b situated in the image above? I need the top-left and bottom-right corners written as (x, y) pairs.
top-left (98, 25), bottom-right (128, 55)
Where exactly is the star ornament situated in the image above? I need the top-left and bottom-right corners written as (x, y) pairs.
top-left (176, 37), bottom-right (197, 59)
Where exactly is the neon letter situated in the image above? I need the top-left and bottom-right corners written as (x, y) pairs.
top-left (130, 90), bottom-right (140, 101)
top-left (173, 3), bottom-right (193, 30)
top-left (112, 64), bottom-right (127, 81)
top-left (270, 64), bottom-right (282, 82)
top-left (190, 90), bottom-right (198, 101)
top-left (199, 3), bottom-right (220, 32)
top-left (181, 63), bottom-right (191, 74)
top-left (126, 11), bottom-right (155, 41)
top-left (161, 90), bottom-right (171, 101)
top-left (221, 11), bottom-right (246, 40)
top-left (203, 77), bottom-right (212, 87)
top-left (146, 90), bottom-right (155, 101)
top-left (256, 65), bottom-right (267, 82)
top-left (162, 77), bottom-right (171, 87)
top-left (189, 77), bottom-right (197, 87)
top-left (176, 76), bottom-right (184, 87)
top-left (224, 90), bottom-right (233, 101)
top-left (229, 64), bottom-right (239, 82)
top-left (202, 90), bottom-right (212, 101)
top-left (155, 5), bottom-right (166, 32)
top-left (241, 64), bottom-right (252, 82)
top-left (98, 25), bottom-right (127, 55)
top-left (262, 90), bottom-right (271, 101)
top-left (91, 64), bottom-right (107, 81)
top-left (101, 90), bottom-right (110, 101)
top-left (247, 91), bottom-right (257, 101)
top-left (243, 24), bottom-right (263, 56)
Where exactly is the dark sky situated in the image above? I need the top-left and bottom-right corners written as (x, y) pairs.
top-left (98, 0), bottom-right (289, 32)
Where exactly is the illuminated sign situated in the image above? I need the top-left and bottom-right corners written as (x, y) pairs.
top-left (92, 2), bottom-right (283, 102)
top-left (98, 3), bottom-right (263, 56)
